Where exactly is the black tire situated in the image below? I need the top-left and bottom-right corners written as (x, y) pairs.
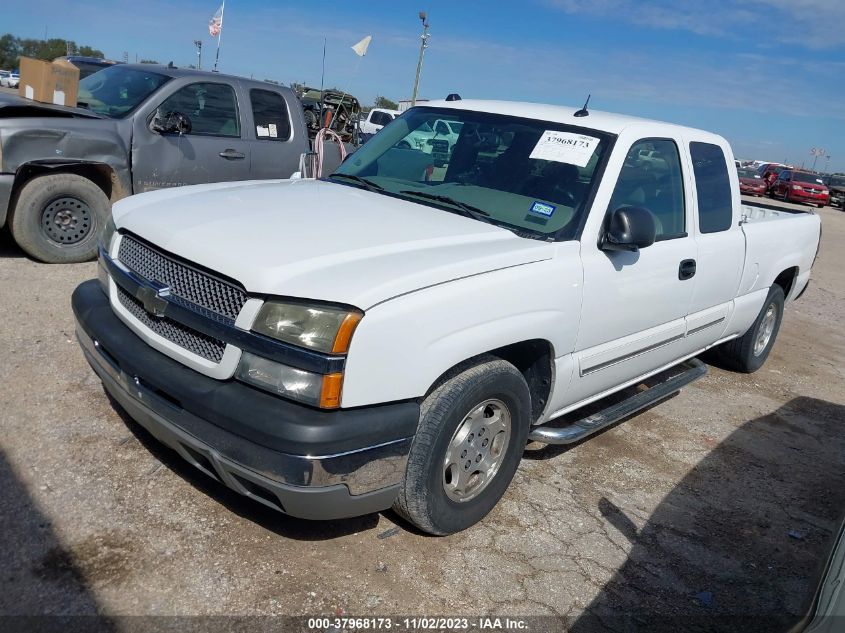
top-left (713, 285), bottom-right (785, 373)
top-left (393, 357), bottom-right (531, 535)
top-left (10, 173), bottom-right (109, 263)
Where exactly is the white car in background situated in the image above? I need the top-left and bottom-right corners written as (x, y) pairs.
top-left (358, 108), bottom-right (401, 135)
top-left (398, 118), bottom-right (464, 166)
top-left (1, 71), bottom-right (20, 88)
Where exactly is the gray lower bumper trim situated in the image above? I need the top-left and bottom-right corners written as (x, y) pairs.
top-left (78, 326), bottom-right (407, 520)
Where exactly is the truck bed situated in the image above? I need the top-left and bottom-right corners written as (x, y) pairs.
top-left (741, 199), bottom-right (815, 223)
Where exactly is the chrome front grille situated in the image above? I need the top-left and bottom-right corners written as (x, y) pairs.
top-left (118, 235), bottom-right (247, 321)
top-left (115, 234), bottom-right (247, 363)
top-left (116, 286), bottom-right (226, 363)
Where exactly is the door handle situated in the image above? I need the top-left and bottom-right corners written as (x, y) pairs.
top-left (218, 149), bottom-right (245, 160)
top-left (679, 259), bottom-right (696, 280)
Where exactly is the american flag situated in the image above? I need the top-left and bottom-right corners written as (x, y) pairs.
top-left (208, 4), bottom-right (224, 37)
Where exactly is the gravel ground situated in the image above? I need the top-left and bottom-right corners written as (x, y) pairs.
top-left (1, 196), bottom-right (843, 632)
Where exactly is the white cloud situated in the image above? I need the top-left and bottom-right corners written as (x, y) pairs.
top-left (543, 0), bottom-right (845, 48)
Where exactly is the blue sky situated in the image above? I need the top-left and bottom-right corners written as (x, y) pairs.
top-left (6, 0), bottom-right (845, 171)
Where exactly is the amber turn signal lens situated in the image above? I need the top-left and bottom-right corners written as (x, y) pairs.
top-left (319, 373), bottom-right (344, 409)
top-left (331, 312), bottom-right (363, 354)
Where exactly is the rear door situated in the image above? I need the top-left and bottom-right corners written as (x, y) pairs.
top-left (245, 86), bottom-right (308, 180)
top-left (131, 80), bottom-right (251, 192)
top-left (683, 138), bottom-right (744, 344)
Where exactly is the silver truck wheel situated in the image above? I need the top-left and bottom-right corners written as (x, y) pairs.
top-left (393, 357), bottom-right (530, 535)
top-left (712, 285), bottom-right (785, 373)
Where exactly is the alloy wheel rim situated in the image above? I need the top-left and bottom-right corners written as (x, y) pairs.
top-left (753, 303), bottom-right (777, 356)
top-left (443, 399), bottom-right (511, 503)
top-left (41, 197), bottom-right (92, 245)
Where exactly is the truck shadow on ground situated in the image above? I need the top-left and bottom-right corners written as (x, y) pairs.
top-left (0, 450), bottom-right (115, 625)
top-left (560, 396), bottom-right (845, 633)
top-left (107, 395), bottom-right (381, 540)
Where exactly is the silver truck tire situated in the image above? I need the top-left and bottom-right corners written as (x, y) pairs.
top-left (10, 173), bottom-right (109, 264)
top-left (393, 357), bottom-right (531, 535)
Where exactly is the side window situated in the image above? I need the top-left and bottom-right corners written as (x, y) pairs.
top-left (250, 89), bottom-right (291, 141)
top-left (690, 142), bottom-right (733, 233)
top-left (158, 82), bottom-right (240, 137)
top-left (608, 138), bottom-right (686, 239)
top-left (371, 111), bottom-right (391, 127)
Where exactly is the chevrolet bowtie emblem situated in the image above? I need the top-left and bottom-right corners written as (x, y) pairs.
top-left (137, 285), bottom-right (170, 318)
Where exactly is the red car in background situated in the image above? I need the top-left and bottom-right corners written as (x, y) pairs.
top-left (770, 170), bottom-right (830, 207)
top-left (737, 167), bottom-right (767, 196)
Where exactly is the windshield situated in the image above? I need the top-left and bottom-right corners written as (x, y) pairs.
top-left (793, 172), bottom-right (825, 185)
top-left (333, 107), bottom-right (613, 239)
top-left (738, 168), bottom-right (760, 178)
top-left (77, 65), bottom-right (170, 117)
top-left (828, 176), bottom-right (845, 187)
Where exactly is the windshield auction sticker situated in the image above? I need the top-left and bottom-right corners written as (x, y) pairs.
top-left (530, 131), bottom-right (599, 167)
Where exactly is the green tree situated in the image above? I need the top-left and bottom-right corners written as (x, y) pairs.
top-left (0, 33), bottom-right (105, 68)
top-left (77, 45), bottom-right (105, 58)
top-left (139, 59), bottom-right (159, 64)
top-left (374, 95), bottom-right (398, 110)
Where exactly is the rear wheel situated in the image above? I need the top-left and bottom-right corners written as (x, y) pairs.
top-left (10, 173), bottom-right (109, 263)
top-left (712, 285), bottom-right (784, 373)
top-left (393, 357), bottom-right (531, 535)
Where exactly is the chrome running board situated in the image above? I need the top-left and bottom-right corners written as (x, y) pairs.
top-left (528, 358), bottom-right (708, 445)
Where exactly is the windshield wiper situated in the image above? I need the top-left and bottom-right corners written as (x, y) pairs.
top-left (327, 173), bottom-right (384, 192)
top-left (398, 190), bottom-right (490, 221)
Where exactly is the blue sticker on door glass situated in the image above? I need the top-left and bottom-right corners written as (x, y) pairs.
top-left (529, 201), bottom-right (556, 217)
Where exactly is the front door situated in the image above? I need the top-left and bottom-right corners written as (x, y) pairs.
top-left (132, 81), bottom-right (251, 193)
top-left (565, 137), bottom-right (697, 409)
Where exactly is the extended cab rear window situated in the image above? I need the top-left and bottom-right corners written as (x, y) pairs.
top-left (250, 89), bottom-right (291, 141)
top-left (690, 142), bottom-right (733, 233)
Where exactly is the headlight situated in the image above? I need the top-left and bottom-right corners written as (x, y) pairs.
top-left (97, 216), bottom-right (117, 294)
top-left (237, 352), bottom-right (343, 408)
top-left (252, 301), bottom-right (362, 354)
top-left (99, 215), bottom-right (117, 252)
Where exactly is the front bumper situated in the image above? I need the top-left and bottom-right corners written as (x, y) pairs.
top-left (787, 190), bottom-right (829, 205)
top-left (73, 280), bottom-right (418, 520)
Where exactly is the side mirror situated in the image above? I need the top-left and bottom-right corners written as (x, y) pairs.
top-left (601, 206), bottom-right (657, 252)
top-left (151, 109), bottom-right (192, 135)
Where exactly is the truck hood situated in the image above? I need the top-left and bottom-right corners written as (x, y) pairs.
top-left (113, 179), bottom-right (555, 309)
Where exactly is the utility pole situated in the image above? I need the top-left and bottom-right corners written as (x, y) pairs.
top-left (194, 40), bottom-right (203, 70)
top-left (410, 11), bottom-right (430, 106)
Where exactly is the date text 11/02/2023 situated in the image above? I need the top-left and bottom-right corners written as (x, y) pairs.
top-left (306, 617), bottom-right (529, 630)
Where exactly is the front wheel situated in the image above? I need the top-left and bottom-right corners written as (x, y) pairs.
top-left (10, 173), bottom-right (109, 263)
top-left (712, 285), bottom-right (785, 373)
top-left (393, 357), bottom-right (531, 535)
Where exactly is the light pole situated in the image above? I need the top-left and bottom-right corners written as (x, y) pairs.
top-left (411, 11), bottom-right (430, 106)
top-left (194, 39), bottom-right (203, 70)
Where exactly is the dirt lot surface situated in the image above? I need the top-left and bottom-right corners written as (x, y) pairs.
top-left (1, 195), bottom-right (843, 632)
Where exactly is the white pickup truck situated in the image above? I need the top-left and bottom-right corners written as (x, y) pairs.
top-left (73, 99), bottom-right (822, 535)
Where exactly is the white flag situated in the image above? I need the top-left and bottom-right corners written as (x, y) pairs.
top-left (351, 35), bottom-right (372, 57)
top-left (209, 4), bottom-right (224, 37)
